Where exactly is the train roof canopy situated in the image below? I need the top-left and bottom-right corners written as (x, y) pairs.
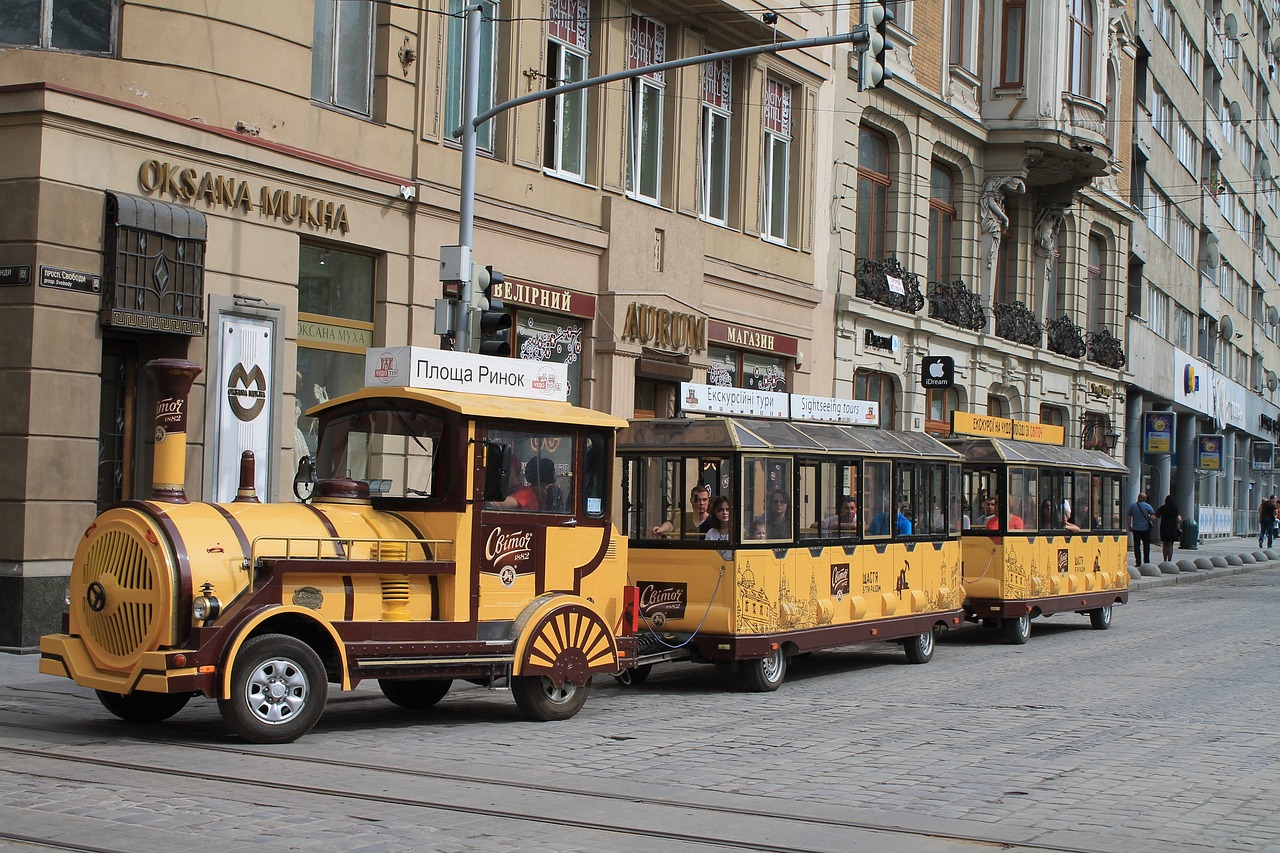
top-left (618, 417), bottom-right (962, 460)
top-left (308, 386), bottom-right (628, 429)
top-left (944, 437), bottom-right (1128, 472)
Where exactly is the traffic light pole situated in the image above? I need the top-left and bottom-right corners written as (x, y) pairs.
top-left (443, 6), bottom-right (868, 353)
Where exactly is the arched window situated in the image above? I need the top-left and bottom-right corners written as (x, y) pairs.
top-left (856, 127), bottom-right (890, 261)
top-left (1039, 404), bottom-right (1067, 430)
top-left (1069, 0), bottom-right (1094, 97)
top-left (928, 161), bottom-right (956, 284)
top-left (987, 394), bottom-right (1009, 418)
top-left (854, 369), bottom-right (897, 429)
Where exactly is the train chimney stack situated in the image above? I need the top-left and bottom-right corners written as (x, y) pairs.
top-left (233, 451), bottom-right (261, 503)
top-left (144, 358), bottom-right (203, 504)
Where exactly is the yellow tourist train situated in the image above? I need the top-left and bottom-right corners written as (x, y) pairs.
top-left (40, 350), bottom-right (638, 743)
top-left (39, 349), bottom-right (1127, 741)
top-left (946, 412), bottom-right (1130, 643)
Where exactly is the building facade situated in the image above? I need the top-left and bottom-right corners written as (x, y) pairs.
top-left (0, 0), bottom-right (840, 647)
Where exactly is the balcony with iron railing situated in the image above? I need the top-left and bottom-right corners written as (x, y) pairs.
top-left (1087, 327), bottom-right (1127, 369)
top-left (855, 256), bottom-right (925, 315)
top-left (1045, 314), bottom-right (1086, 359)
top-left (993, 300), bottom-right (1042, 348)
top-left (926, 279), bottom-right (986, 332)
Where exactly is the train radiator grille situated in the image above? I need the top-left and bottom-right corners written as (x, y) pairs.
top-left (77, 529), bottom-right (160, 667)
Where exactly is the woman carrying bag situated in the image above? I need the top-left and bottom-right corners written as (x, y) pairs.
top-left (1154, 494), bottom-right (1182, 563)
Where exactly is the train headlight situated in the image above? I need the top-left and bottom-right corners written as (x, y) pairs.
top-left (192, 594), bottom-right (221, 622)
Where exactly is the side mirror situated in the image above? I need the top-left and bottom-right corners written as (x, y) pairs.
top-left (482, 442), bottom-right (512, 501)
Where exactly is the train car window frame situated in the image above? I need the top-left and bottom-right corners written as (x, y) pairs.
top-left (862, 459), bottom-right (894, 539)
top-left (1073, 470), bottom-right (1092, 532)
top-left (623, 453), bottom-right (732, 542)
top-left (314, 402), bottom-right (446, 502)
top-left (1007, 466), bottom-right (1037, 533)
top-left (743, 456), bottom-right (793, 543)
top-left (479, 426), bottom-right (575, 515)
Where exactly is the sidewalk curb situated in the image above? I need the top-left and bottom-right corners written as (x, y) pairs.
top-left (1128, 556), bottom-right (1280, 591)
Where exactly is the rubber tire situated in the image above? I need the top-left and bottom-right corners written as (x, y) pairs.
top-left (613, 664), bottom-right (652, 687)
top-left (742, 646), bottom-right (787, 692)
top-left (512, 675), bottom-right (591, 721)
top-left (903, 630), bottom-right (935, 664)
top-left (96, 689), bottom-right (191, 723)
top-left (1003, 613), bottom-right (1031, 645)
top-left (1089, 605), bottom-right (1113, 630)
top-left (379, 678), bottom-right (452, 709)
top-left (218, 634), bottom-right (328, 744)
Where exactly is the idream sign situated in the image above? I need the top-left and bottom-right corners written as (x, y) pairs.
top-left (921, 355), bottom-right (954, 388)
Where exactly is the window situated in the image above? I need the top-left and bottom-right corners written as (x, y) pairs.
top-left (707, 346), bottom-right (788, 393)
top-left (743, 456), bottom-right (793, 542)
top-left (316, 404), bottom-right (444, 501)
top-left (1174, 213), bottom-right (1195, 265)
top-left (1174, 306), bottom-right (1194, 351)
top-left (861, 460), bottom-right (893, 540)
top-left (854, 369), bottom-right (896, 429)
top-left (1, 0), bottom-right (112, 52)
top-left (995, 205), bottom-right (1019, 305)
top-left (1068, 0), bottom-right (1094, 97)
top-left (1000, 0), bottom-right (1026, 86)
top-left (311, 0), bottom-right (375, 115)
top-left (296, 245), bottom-right (376, 461)
top-left (1148, 286), bottom-right (1170, 338)
top-left (925, 387), bottom-right (959, 437)
top-left (1153, 0), bottom-right (1175, 44)
top-left (1151, 86), bottom-right (1172, 144)
top-left (856, 127), bottom-right (890, 261)
top-left (987, 394), bottom-right (1009, 418)
top-left (928, 161), bottom-right (956, 284)
top-left (544, 0), bottom-right (590, 181)
top-left (627, 15), bottom-right (665, 204)
top-left (445, 0), bottom-right (497, 151)
top-left (763, 78), bottom-right (793, 244)
top-left (480, 427), bottom-right (575, 513)
top-left (1087, 234), bottom-right (1106, 332)
top-left (1175, 119), bottom-right (1198, 175)
top-left (1039, 404), bottom-right (1067, 431)
top-left (948, 0), bottom-right (974, 71)
top-left (1177, 24), bottom-right (1200, 88)
top-left (701, 58), bottom-right (733, 225)
top-left (515, 308), bottom-right (583, 405)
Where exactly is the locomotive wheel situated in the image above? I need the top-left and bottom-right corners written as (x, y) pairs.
top-left (1089, 605), bottom-right (1113, 630)
top-left (219, 634), bottom-right (327, 744)
top-left (96, 689), bottom-right (191, 723)
top-left (742, 646), bottom-right (787, 692)
top-left (613, 664), bottom-right (652, 687)
top-left (512, 675), bottom-right (591, 721)
top-left (903, 630), bottom-right (935, 664)
top-left (379, 678), bottom-right (452, 709)
top-left (1003, 613), bottom-right (1031, 645)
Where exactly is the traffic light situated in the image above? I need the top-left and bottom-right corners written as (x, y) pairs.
top-left (470, 265), bottom-right (512, 357)
top-left (860, 2), bottom-right (893, 90)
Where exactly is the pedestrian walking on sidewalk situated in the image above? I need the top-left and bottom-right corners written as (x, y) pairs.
top-left (1259, 494), bottom-right (1277, 548)
top-left (1127, 492), bottom-right (1155, 566)
top-left (1155, 494), bottom-right (1182, 563)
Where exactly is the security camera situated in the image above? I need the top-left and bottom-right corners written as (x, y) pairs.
top-left (398, 185), bottom-right (416, 201)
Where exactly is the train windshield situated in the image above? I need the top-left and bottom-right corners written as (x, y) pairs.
top-left (315, 404), bottom-right (445, 499)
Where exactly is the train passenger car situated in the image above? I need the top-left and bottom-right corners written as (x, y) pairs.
top-left (946, 413), bottom-right (1129, 643)
top-left (617, 417), bottom-right (967, 690)
top-left (40, 350), bottom-right (636, 742)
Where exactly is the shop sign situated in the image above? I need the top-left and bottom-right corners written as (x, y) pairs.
top-left (1197, 435), bottom-right (1223, 471)
top-left (137, 159), bottom-right (351, 235)
top-left (921, 356), bottom-right (954, 389)
top-left (707, 320), bottom-right (799, 356)
top-left (365, 346), bottom-right (570, 403)
top-left (680, 381), bottom-right (787, 419)
top-left (40, 266), bottom-right (100, 294)
top-left (622, 303), bottom-right (706, 353)
top-left (0, 265), bottom-right (31, 286)
top-left (790, 394), bottom-right (878, 425)
top-left (1261, 414), bottom-right (1280, 436)
top-left (951, 411), bottom-right (1065, 446)
top-left (863, 328), bottom-right (899, 353)
top-left (493, 279), bottom-right (595, 318)
top-left (1144, 411), bottom-right (1174, 454)
top-left (1253, 440), bottom-right (1275, 470)
top-left (297, 317), bottom-right (373, 350)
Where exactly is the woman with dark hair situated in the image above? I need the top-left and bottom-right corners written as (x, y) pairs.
top-left (755, 489), bottom-right (792, 539)
top-left (1154, 494), bottom-right (1182, 562)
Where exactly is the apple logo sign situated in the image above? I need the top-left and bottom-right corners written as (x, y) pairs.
top-left (929, 361), bottom-right (945, 378)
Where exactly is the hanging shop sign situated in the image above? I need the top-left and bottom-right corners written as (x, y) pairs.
top-left (1196, 435), bottom-right (1223, 471)
top-left (920, 356), bottom-right (954, 389)
top-left (1143, 411), bottom-right (1174, 454)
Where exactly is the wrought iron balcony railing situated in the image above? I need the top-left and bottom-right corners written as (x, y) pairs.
top-left (1087, 327), bottom-right (1127, 369)
top-left (1045, 315), bottom-right (1086, 359)
top-left (855, 256), bottom-right (925, 315)
top-left (993, 300), bottom-right (1042, 348)
top-left (927, 279), bottom-right (986, 332)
